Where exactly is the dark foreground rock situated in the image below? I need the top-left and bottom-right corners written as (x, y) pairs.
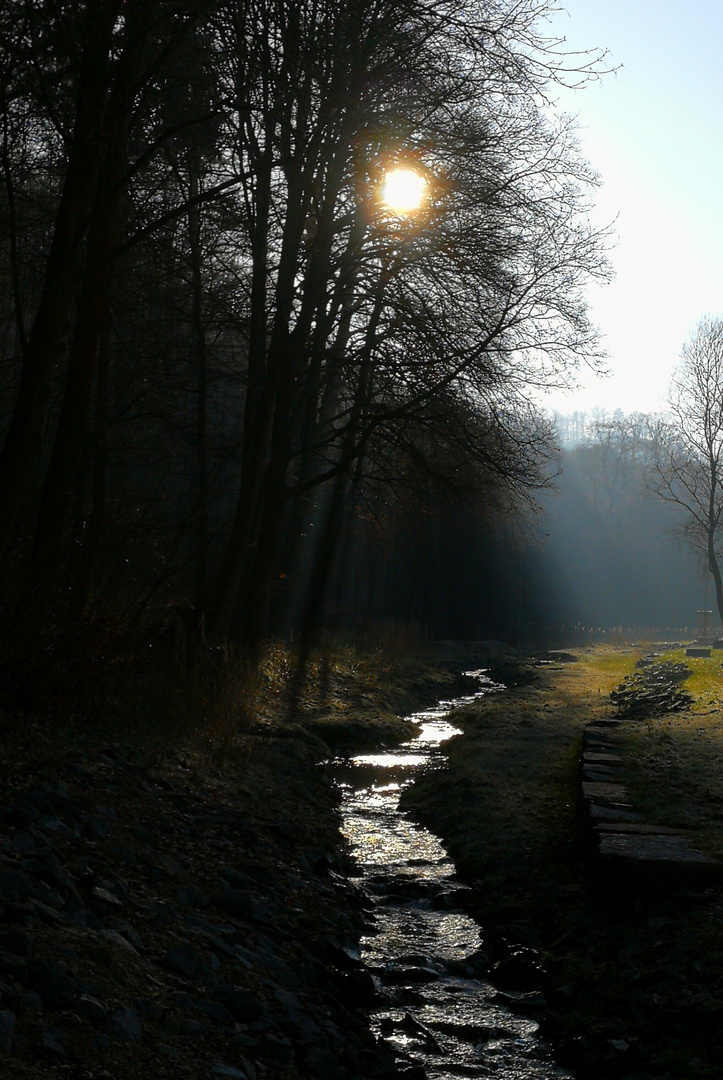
top-left (0, 711), bottom-right (410, 1080)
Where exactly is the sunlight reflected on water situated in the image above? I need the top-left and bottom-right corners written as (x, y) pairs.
top-left (334, 670), bottom-right (573, 1079)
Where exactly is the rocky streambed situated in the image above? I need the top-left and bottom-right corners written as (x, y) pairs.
top-left (332, 676), bottom-right (573, 1080)
top-left (0, 655), bottom-right (572, 1080)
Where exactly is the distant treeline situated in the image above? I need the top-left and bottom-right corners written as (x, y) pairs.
top-left (313, 411), bottom-right (702, 644)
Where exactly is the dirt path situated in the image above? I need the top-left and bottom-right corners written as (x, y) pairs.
top-left (403, 645), bottom-right (723, 1080)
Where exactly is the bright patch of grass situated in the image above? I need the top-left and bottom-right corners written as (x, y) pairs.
top-left (654, 647), bottom-right (723, 711)
top-left (585, 650), bottom-right (640, 679)
top-left (620, 644), bottom-right (723, 858)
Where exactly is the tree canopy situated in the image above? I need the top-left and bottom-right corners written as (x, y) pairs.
top-left (0, 0), bottom-right (610, 644)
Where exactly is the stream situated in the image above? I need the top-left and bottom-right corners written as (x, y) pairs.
top-left (332, 672), bottom-right (573, 1080)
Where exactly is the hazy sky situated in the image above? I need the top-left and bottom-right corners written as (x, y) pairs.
top-left (539, 0), bottom-right (723, 417)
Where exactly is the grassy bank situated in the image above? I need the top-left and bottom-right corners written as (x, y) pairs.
top-left (620, 647), bottom-right (723, 860)
top-left (402, 645), bottom-right (640, 913)
top-left (403, 643), bottom-right (723, 1079)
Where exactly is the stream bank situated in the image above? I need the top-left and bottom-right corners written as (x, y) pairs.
top-left (4, 641), bottom-right (723, 1080)
top-left (333, 675), bottom-right (573, 1080)
top-left (404, 646), bottom-right (723, 1080)
top-left (0, 648), bottom-right (469, 1080)
top-left (0, 711), bottom-right (385, 1080)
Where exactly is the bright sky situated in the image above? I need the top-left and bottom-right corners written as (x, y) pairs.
top-left (539, 0), bottom-right (723, 417)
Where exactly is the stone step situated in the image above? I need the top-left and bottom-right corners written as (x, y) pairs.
top-left (582, 731), bottom-right (621, 751)
top-left (594, 832), bottom-right (723, 892)
top-left (582, 741), bottom-right (620, 760)
top-left (584, 723), bottom-right (621, 740)
top-left (594, 822), bottom-right (687, 837)
top-left (598, 832), bottom-right (715, 863)
top-left (580, 715), bottom-right (723, 896)
top-left (582, 764), bottom-right (620, 782)
top-left (588, 803), bottom-right (644, 824)
top-left (582, 781), bottom-right (630, 806)
top-left (583, 751), bottom-right (623, 765)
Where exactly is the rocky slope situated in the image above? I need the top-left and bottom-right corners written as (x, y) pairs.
top-left (0, 708), bottom-right (423, 1080)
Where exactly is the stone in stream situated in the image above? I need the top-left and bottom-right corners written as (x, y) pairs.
top-left (163, 941), bottom-right (202, 978)
top-left (332, 968), bottom-right (377, 1006)
top-left (26, 957), bottom-right (77, 1009)
top-left (41, 1028), bottom-right (68, 1058)
top-left (383, 965), bottom-right (440, 986)
top-left (0, 929), bottom-right (34, 958)
top-left (77, 994), bottom-right (109, 1025)
top-left (301, 1046), bottom-right (340, 1078)
top-left (492, 945), bottom-right (549, 991)
top-left (0, 1011), bottom-right (15, 1052)
top-left (257, 1033), bottom-right (294, 1067)
top-left (0, 870), bottom-right (34, 900)
top-left (110, 1005), bottom-right (143, 1043)
top-left (211, 1066), bottom-right (251, 1080)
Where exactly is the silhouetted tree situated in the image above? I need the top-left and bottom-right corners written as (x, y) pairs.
top-left (0, 0), bottom-right (611, 649)
top-left (0, 0), bottom-right (124, 556)
top-left (207, 0), bottom-right (610, 643)
top-left (646, 317), bottom-right (723, 625)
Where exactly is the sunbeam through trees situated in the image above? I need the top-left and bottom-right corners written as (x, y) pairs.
top-left (0, 0), bottom-right (610, 647)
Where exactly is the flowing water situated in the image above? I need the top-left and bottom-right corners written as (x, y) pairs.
top-left (332, 672), bottom-right (572, 1080)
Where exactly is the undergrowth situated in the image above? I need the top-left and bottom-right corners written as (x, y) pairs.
top-left (0, 615), bottom-right (446, 767)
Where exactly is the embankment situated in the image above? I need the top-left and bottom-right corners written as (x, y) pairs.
top-left (0, 649), bottom-right (462, 1080)
top-left (403, 645), bottom-right (723, 1079)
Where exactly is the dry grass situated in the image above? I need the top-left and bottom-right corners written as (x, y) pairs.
top-left (619, 645), bottom-right (723, 858)
top-left (404, 644), bottom-right (645, 903)
top-left (84, 636), bottom-right (454, 757)
top-left (404, 643), bottom-right (723, 1077)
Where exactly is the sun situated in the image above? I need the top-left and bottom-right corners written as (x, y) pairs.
top-left (380, 167), bottom-right (428, 213)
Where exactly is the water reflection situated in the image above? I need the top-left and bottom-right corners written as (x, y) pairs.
top-left (333, 671), bottom-right (572, 1080)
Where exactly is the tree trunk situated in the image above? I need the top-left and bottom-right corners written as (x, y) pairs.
top-left (73, 303), bottom-right (111, 613)
top-left (24, 202), bottom-right (114, 596)
top-left (0, 0), bottom-right (121, 559)
top-left (187, 161), bottom-right (210, 619)
top-left (708, 506), bottom-right (723, 628)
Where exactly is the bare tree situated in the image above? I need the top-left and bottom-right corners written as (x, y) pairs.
top-left (574, 411), bottom-right (649, 530)
top-left (206, 0), bottom-right (612, 642)
top-left (0, 0), bottom-right (612, 647)
top-left (0, 0), bottom-right (123, 556)
top-left (646, 317), bottom-right (723, 624)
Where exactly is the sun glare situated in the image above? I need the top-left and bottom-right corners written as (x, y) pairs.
top-left (381, 167), bottom-right (427, 213)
